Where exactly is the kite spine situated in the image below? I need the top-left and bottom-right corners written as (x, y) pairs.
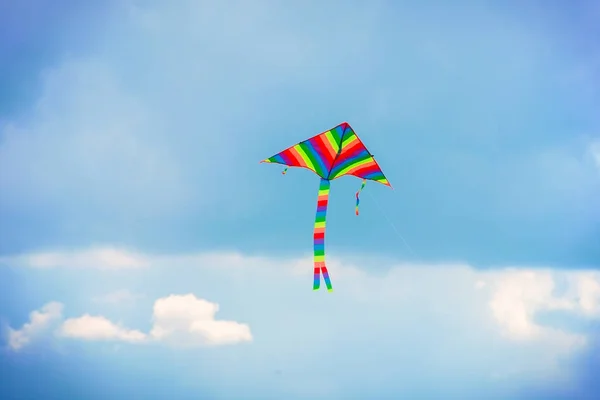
top-left (313, 178), bottom-right (333, 291)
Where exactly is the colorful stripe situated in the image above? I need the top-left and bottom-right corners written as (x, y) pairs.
top-left (313, 178), bottom-right (333, 291)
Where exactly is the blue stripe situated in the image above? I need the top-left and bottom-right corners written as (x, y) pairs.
top-left (330, 149), bottom-right (369, 176)
top-left (304, 140), bottom-right (328, 176)
top-left (362, 171), bottom-right (385, 180)
top-left (315, 210), bottom-right (327, 219)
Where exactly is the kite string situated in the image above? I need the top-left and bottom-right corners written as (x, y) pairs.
top-left (366, 190), bottom-right (419, 259)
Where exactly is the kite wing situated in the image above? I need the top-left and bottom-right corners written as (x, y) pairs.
top-left (261, 122), bottom-right (391, 187)
top-left (260, 124), bottom-right (343, 179)
top-left (328, 123), bottom-right (391, 187)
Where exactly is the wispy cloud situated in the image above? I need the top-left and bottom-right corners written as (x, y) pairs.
top-left (591, 140), bottom-right (600, 171)
top-left (1, 0), bottom-right (598, 267)
top-left (92, 289), bottom-right (144, 304)
top-left (2, 247), bottom-right (148, 269)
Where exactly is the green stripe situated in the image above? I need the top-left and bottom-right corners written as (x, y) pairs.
top-left (298, 142), bottom-right (325, 176)
top-left (329, 128), bottom-right (342, 145)
top-left (294, 144), bottom-right (317, 172)
top-left (325, 131), bottom-right (340, 153)
top-left (330, 154), bottom-right (372, 179)
top-left (341, 132), bottom-right (357, 148)
top-left (330, 153), bottom-right (371, 178)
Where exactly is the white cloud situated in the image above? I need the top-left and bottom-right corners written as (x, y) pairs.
top-left (3, 247), bottom-right (148, 269)
top-left (4, 248), bottom-right (599, 352)
top-left (59, 315), bottom-right (146, 343)
top-left (6, 302), bottom-right (63, 351)
top-left (149, 294), bottom-right (252, 346)
top-left (565, 272), bottom-right (600, 316)
top-left (486, 269), bottom-right (588, 344)
top-left (6, 293), bottom-right (252, 348)
top-left (57, 294), bottom-right (251, 346)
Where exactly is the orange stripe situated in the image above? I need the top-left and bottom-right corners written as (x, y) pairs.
top-left (342, 139), bottom-right (361, 154)
top-left (344, 159), bottom-right (376, 176)
top-left (289, 146), bottom-right (310, 169)
top-left (317, 132), bottom-right (337, 160)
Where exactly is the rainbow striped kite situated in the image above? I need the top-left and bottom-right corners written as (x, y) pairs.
top-left (261, 122), bottom-right (392, 292)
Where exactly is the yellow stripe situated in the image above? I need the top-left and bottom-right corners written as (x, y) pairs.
top-left (288, 146), bottom-right (307, 168)
top-left (314, 222), bottom-right (326, 229)
top-left (314, 255), bottom-right (325, 262)
top-left (325, 131), bottom-right (340, 153)
top-left (342, 133), bottom-right (357, 148)
top-left (332, 157), bottom-right (372, 178)
top-left (295, 145), bottom-right (316, 171)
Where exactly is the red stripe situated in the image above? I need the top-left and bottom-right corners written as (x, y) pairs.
top-left (335, 139), bottom-right (363, 165)
top-left (318, 132), bottom-right (337, 160)
top-left (288, 147), bottom-right (310, 168)
top-left (281, 149), bottom-right (304, 167)
top-left (348, 162), bottom-right (379, 177)
top-left (317, 199), bottom-right (329, 208)
top-left (312, 134), bottom-right (336, 168)
top-left (314, 232), bottom-right (325, 240)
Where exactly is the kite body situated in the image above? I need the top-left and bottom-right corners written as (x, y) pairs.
top-left (261, 122), bottom-right (391, 291)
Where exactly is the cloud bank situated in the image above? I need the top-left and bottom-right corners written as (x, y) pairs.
top-left (6, 292), bottom-right (253, 350)
top-left (3, 248), bottom-right (599, 387)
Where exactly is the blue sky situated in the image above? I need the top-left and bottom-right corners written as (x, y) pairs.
top-left (1, 1), bottom-right (599, 399)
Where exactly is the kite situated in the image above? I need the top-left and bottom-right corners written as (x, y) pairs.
top-left (261, 122), bottom-right (392, 292)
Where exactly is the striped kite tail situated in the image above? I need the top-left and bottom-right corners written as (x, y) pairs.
top-left (313, 178), bottom-right (333, 292)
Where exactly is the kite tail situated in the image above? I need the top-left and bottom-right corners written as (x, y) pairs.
top-left (355, 179), bottom-right (366, 215)
top-left (313, 178), bottom-right (332, 292)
